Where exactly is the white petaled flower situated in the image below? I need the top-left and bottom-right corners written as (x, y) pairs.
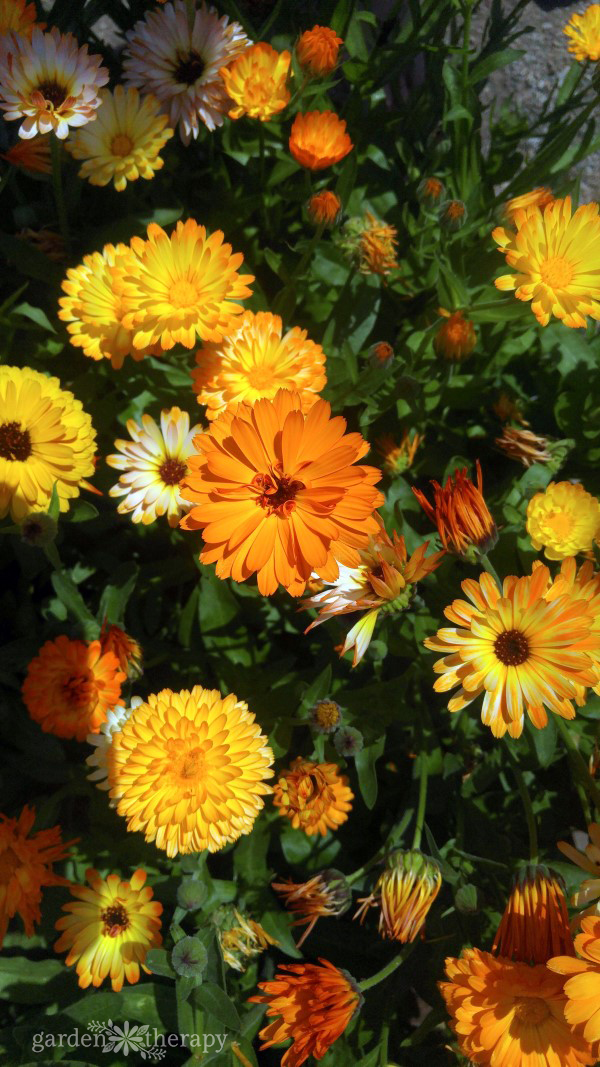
top-left (107, 407), bottom-right (203, 527)
top-left (0, 27), bottom-right (109, 139)
top-left (122, 0), bottom-right (250, 144)
top-left (86, 699), bottom-right (141, 802)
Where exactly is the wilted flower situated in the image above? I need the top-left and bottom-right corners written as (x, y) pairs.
top-left (289, 110), bottom-right (353, 170)
top-left (433, 308), bottom-right (476, 362)
top-left (220, 42), bottom-right (291, 121)
top-left (215, 907), bottom-right (278, 971)
top-left (296, 25), bottom-right (343, 76)
top-left (272, 870), bottom-right (351, 947)
top-left (307, 189), bottom-right (342, 227)
top-left (273, 757), bottom-right (353, 836)
top-left (376, 431), bottom-right (422, 475)
top-left (492, 866), bottom-right (574, 965)
top-left (412, 460), bottom-right (496, 557)
top-left (309, 699), bottom-right (343, 734)
top-left (496, 425), bottom-right (552, 468)
top-left (99, 624), bottom-right (143, 679)
top-left (355, 849), bottom-right (441, 942)
top-left (526, 481), bottom-right (600, 560)
top-left (339, 212), bottom-right (399, 276)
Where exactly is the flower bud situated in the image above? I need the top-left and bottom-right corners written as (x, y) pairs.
top-left (171, 935), bottom-right (208, 979)
top-left (334, 726), bottom-right (364, 757)
top-left (439, 199), bottom-right (467, 231)
top-left (177, 879), bottom-right (208, 913)
top-left (20, 512), bottom-right (57, 547)
top-left (307, 190), bottom-right (342, 228)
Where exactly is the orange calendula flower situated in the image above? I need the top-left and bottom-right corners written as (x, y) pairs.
top-left (492, 866), bottom-right (575, 965)
top-left (249, 958), bottom-right (362, 1067)
top-left (355, 849), bottom-right (441, 943)
top-left (108, 686), bottom-right (274, 857)
top-left (369, 341), bottom-right (394, 367)
top-left (289, 109), bottom-right (353, 170)
top-left (417, 176), bottom-right (445, 205)
top-left (376, 431), bottom-right (422, 475)
top-left (564, 4), bottom-right (600, 61)
top-left (433, 308), bottom-right (476, 362)
top-left (527, 481), bottom-right (600, 561)
top-left (492, 196), bottom-right (600, 329)
top-left (424, 563), bottom-right (600, 738)
top-left (119, 219), bottom-right (254, 351)
top-left (307, 189), bottom-right (342, 228)
top-left (22, 636), bottom-right (125, 741)
top-left (441, 948), bottom-right (595, 1067)
top-left (496, 425), bottom-right (552, 468)
top-left (549, 916), bottom-right (600, 1043)
top-left (504, 187), bottom-right (555, 224)
top-left (558, 823), bottom-right (600, 915)
top-left (272, 870), bottom-right (351, 947)
top-left (99, 623), bottom-right (143, 679)
top-left (439, 199), bottom-right (467, 229)
top-left (546, 558), bottom-right (600, 699)
top-left (55, 868), bottom-right (162, 992)
top-left (1, 135), bottom-right (50, 173)
top-left (220, 42), bottom-right (291, 121)
top-left (191, 310), bottom-right (327, 419)
top-left (412, 460), bottom-right (497, 556)
top-left (273, 757), bottom-right (353, 836)
top-left (0, 806), bottom-right (71, 948)
top-left (296, 25), bottom-right (343, 76)
top-left (180, 389), bottom-right (383, 597)
top-left (0, 0), bottom-right (40, 36)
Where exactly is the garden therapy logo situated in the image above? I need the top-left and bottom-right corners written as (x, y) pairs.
top-left (31, 1021), bottom-right (228, 1058)
top-left (88, 1020), bottom-right (165, 1059)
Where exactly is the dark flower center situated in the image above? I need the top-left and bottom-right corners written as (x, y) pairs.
top-left (159, 458), bottom-right (187, 486)
top-left (494, 628), bottom-right (530, 666)
top-left (252, 472), bottom-right (305, 516)
top-left (62, 672), bottom-right (94, 708)
top-left (36, 81), bottom-right (66, 108)
top-left (101, 903), bottom-right (130, 937)
top-left (0, 421), bottom-right (32, 461)
top-left (174, 52), bottom-right (206, 85)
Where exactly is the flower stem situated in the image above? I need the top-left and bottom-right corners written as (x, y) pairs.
top-left (50, 134), bottom-right (69, 252)
top-left (477, 551), bottom-right (501, 586)
top-left (231, 1044), bottom-right (254, 1067)
top-left (412, 753), bottom-right (429, 851)
top-left (555, 716), bottom-right (599, 819)
top-left (358, 945), bottom-right (413, 992)
top-left (504, 743), bottom-right (538, 864)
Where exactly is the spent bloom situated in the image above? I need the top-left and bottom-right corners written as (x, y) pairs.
top-left (273, 757), bottom-right (353, 836)
top-left (123, 0), bottom-right (249, 143)
top-left (526, 481), bottom-right (600, 560)
top-left (412, 460), bottom-right (497, 557)
top-left (376, 431), bottom-right (422, 475)
top-left (355, 849), bottom-right (442, 943)
top-left (215, 907), bottom-right (278, 972)
top-left (289, 109), bottom-right (353, 170)
top-left (220, 42), bottom-right (291, 121)
top-left (107, 407), bottom-right (202, 527)
top-left (339, 211), bottom-right (399, 276)
top-left (272, 870), bottom-right (351, 947)
top-left (307, 189), bottom-right (342, 228)
top-left (64, 86), bottom-right (173, 191)
top-left (55, 869), bottom-right (162, 991)
top-left (492, 196), bottom-right (600, 329)
top-left (549, 916), bottom-right (600, 1044)
top-left (492, 866), bottom-right (574, 965)
top-left (191, 310), bottom-right (327, 419)
top-left (309, 698), bottom-right (343, 734)
top-left (0, 806), bottom-right (71, 948)
top-left (433, 308), bottom-right (476, 362)
top-left (496, 425), bottom-right (552, 468)
top-left (0, 27), bottom-right (108, 139)
top-left (296, 25), bottom-right (343, 76)
top-left (564, 4), bottom-right (600, 61)
top-left (503, 187), bottom-right (554, 224)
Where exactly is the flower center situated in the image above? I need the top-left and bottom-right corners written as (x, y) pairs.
top-left (513, 996), bottom-right (550, 1025)
top-left (545, 510), bottom-right (574, 539)
top-left (101, 902), bottom-right (130, 938)
top-left (110, 133), bottom-right (134, 157)
top-left (539, 256), bottom-right (574, 289)
top-left (159, 457), bottom-right (188, 486)
top-left (315, 702), bottom-right (340, 728)
top-left (168, 279), bottom-right (198, 309)
top-left (247, 365), bottom-right (277, 390)
top-left (252, 472), bottom-right (305, 516)
top-left (0, 846), bottom-right (20, 883)
top-left (494, 629), bottom-right (530, 666)
top-left (174, 51), bottom-right (206, 85)
top-left (62, 672), bottom-right (94, 708)
top-left (176, 745), bottom-right (205, 781)
top-left (36, 81), bottom-right (66, 109)
top-left (0, 421), bottom-right (31, 461)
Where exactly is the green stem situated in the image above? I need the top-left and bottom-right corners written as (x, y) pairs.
top-left (320, 265), bottom-right (355, 343)
top-left (555, 716), bottom-right (600, 819)
top-left (359, 946), bottom-right (413, 992)
top-left (346, 849), bottom-right (385, 886)
top-left (50, 135), bottom-right (69, 251)
top-left (412, 753), bottom-right (429, 851)
top-left (477, 551), bottom-right (501, 586)
top-left (504, 744), bottom-right (538, 864)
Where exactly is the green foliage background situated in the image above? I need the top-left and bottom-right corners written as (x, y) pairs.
top-left (1, 0), bottom-right (600, 1064)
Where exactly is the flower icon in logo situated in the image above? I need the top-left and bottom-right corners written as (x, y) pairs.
top-left (87, 1020), bottom-right (165, 1059)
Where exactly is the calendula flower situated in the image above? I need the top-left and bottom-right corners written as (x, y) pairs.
top-left (272, 870), bottom-right (351, 947)
top-left (417, 176), bottom-right (445, 205)
top-left (250, 958), bottom-right (362, 1067)
top-left (492, 866), bottom-right (574, 965)
top-left (492, 196), bottom-right (600, 329)
top-left (355, 849), bottom-right (441, 943)
top-left (107, 407), bottom-right (202, 527)
top-left (220, 42), bottom-right (291, 121)
top-left (215, 907), bottom-right (278, 971)
top-left (303, 518), bottom-right (444, 666)
top-left (549, 916), bottom-right (600, 1043)
top-left (191, 310), bottom-right (327, 419)
top-left (564, 4), bottom-right (600, 61)
top-left (424, 563), bottom-right (599, 738)
top-left (496, 425), bottom-right (552, 468)
top-left (559, 824), bottom-right (600, 917)
top-left (64, 86), bottom-right (173, 191)
top-left (108, 686), bottom-right (274, 857)
top-left (180, 389), bottom-right (383, 597)
top-left (0, 27), bottom-right (108, 139)
top-left (0, 0), bottom-right (40, 37)
top-left (289, 109), bottom-right (353, 170)
top-left (413, 460), bottom-right (496, 557)
top-left (540, 557), bottom-right (600, 701)
top-left (118, 219), bottom-right (254, 351)
top-left (493, 392), bottom-right (529, 425)
top-left (376, 431), bottom-right (422, 475)
top-left (433, 308), bottom-right (476, 362)
top-left (85, 700), bottom-right (140, 802)
top-left (441, 948), bottom-right (595, 1067)
top-left (306, 189), bottom-right (342, 228)
top-left (55, 868), bottom-right (162, 992)
top-left (1, 135), bottom-right (50, 173)
top-left (339, 211), bottom-right (399, 276)
top-left (0, 366), bottom-right (96, 522)
top-left (369, 340), bottom-right (394, 368)
top-left (0, 806), bottom-right (71, 948)
top-left (296, 25), bottom-right (343, 76)
top-left (309, 699), bottom-right (343, 734)
top-left (504, 187), bottom-right (555, 224)
top-left (526, 481), bottom-right (600, 561)
top-left (123, 0), bottom-right (249, 144)
top-left (22, 636), bottom-right (125, 741)
top-left (273, 757), bottom-right (353, 836)
top-left (99, 624), bottom-right (142, 679)
top-left (439, 199), bottom-right (467, 230)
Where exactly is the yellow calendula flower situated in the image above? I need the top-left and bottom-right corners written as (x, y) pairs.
top-left (503, 187), bottom-right (554, 224)
top-left (0, 366), bottom-right (96, 522)
top-left (191, 310), bottom-right (326, 418)
top-left (548, 916), bottom-right (600, 1044)
top-left (220, 42), bottom-right (291, 121)
top-left (564, 4), bottom-right (600, 61)
top-left (108, 686), bottom-right (274, 857)
top-left (355, 849), bottom-right (441, 943)
top-left (526, 481), bottom-right (600, 560)
top-left (492, 196), bottom-right (600, 329)
top-left (55, 868), bottom-right (162, 991)
top-left (64, 86), bottom-right (173, 192)
top-left (376, 431), bottom-right (422, 475)
top-left (558, 823), bottom-right (600, 918)
top-left (273, 757), bottom-right (353, 836)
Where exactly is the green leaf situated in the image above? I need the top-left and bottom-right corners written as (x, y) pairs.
top-left (0, 958), bottom-right (65, 1002)
top-left (527, 714), bottom-right (557, 769)
top-left (98, 565), bottom-right (139, 625)
top-left (469, 48), bottom-right (525, 85)
top-left (51, 570), bottom-right (100, 640)
top-left (67, 500), bottom-right (99, 523)
top-left (145, 948), bottom-right (176, 979)
top-left (355, 736), bottom-right (385, 809)
top-left (193, 982), bottom-right (241, 1032)
top-left (13, 302), bottom-right (56, 333)
top-left (198, 569), bottom-right (239, 633)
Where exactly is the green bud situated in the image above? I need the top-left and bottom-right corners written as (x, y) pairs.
top-left (20, 512), bottom-right (57, 547)
top-left (171, 936), bottom-right (208, 979)
top-left (177, 879), bottom-right (208, 912)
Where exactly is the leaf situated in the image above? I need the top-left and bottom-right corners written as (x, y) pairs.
top-left (145, 949), bottom-right (176, 979)
top-left (0, 231), bottom-right (62, 284)
top-left (469, 48), bottom-right (525, 85)
top-left (51, 571), bottom-right (100, 640)
top-left (67, 500), bottom-right (99, 523)
top-left (98, 565), bottom-right (139, 625)
top-left (193, 983), bottom-right (241, 1032)
top-left (527, 714), bottom-right (557, 769)
top-left (355, 736), bottom-right (386, 810)
top-left (0, 958), bottom-right (66, 1002)
top-left (299, 664), bottom-right (332, 713)
top-left (198, 569), bottom-right (239, 633)
top-left (13, 302), bottom-right (56, 333)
